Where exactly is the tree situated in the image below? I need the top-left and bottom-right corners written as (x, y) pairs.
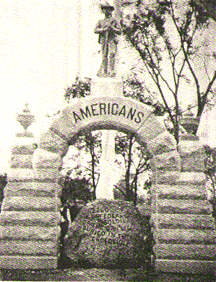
top-left (59, 172), bottom-right (92, 204)
top-left (115, 132), bottom-right (152, 205)
top-left (64, 77), bottom-right (101, 200)
top-left (195, 0), bottom-right (216, 21)
top-left (121, 0), bottom-right (216, 142)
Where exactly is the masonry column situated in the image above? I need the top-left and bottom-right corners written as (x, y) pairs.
top-left (152, 117), bottom-right (216, 274)
top-left (0, 104), bottom-right (61, 269)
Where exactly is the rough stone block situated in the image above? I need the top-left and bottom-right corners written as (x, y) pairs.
top-left (176, 172), bottom-right (206, 185)
top-left (11, 144), bottom-right (35, 155)
top-left (1, 196), bottom-right (61, 212)
top-left (0, 255), bottom-right (57, 269)
top-left (4, 182), bottom-right (61, 197)
top-left (33, 149), bottom-right (62, 169)
top-left (178, 141), bottom-right (206, 172)
top-left (181, 155), bottom-right (205, 172)
top-left (7, 169), bottom-right (34, 182)
top-left (155, 229), bottom-right (216, 244)
top-left (0, 211), bottom-right (61, 227)
top-left (155, 259), bottom-right (216, 274)
top-left (151, 214), bottom-right (215, 230)
top-left (147, 131), bottom-right (176, 155)
top-left (157, 199), bottom-right (212, 214)
top-left (10, 155), bottom-right (33, 168)
top-left (57, 96), bottom-right (153, 137)
top-left (156, 184), bottom-right (207, 200)
top-left (34, 169), bottom-right (61, 182)
top-left (0, 226), bottom-right (61, 241)
top-left (154, 171), bottom-right (181, 184)
top-left (48, 111), bottom-right (77, 141)
top-left (154, 244), bottom-right (216, 260)
top-left (0, 241), bottom-right (58, 256)
top-left (65, 199), bottom-right (148, 268)
top-left (38, 128), bottom-right (69, 157)
top-left (137, 114), bottom-right (165, 145)
top-left (178, 140), bottom-right (204, 156)
top-left (16, 132), bottom-right (34, 137)
top-left (151, 150), bottom-right (181, 172)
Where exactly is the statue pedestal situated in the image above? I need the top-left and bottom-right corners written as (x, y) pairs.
top-left (91, 77), bottom-right (123, 98)
top-left (91, 77), bottom-right (123, 199)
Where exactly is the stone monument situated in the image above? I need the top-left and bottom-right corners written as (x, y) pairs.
top-left (65, 1), bottom-right (149, 267)
top-left (92, 1), bottom-right (122, 200)
top-left (65, 199), bottom-right (149, 268)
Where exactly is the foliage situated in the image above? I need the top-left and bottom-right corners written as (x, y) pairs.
top-left (115, 132), bottom-right (152, 205)
top-left (64, 77), bottom-right (91, 101)
top-left (203, 145), bottom-right (216, 220)
top-left (123, 72), bottom-right (166, 116)
top-left (195, 0), bottom-right (216, 21)
top-left (59, 172), bottom-right (93, 204)
top-left (64, 77), bottom-right (101, 200)
top-left (70, 131), bottom-right (101, 200)
top-left (121, 0), bottom-right (216, 142)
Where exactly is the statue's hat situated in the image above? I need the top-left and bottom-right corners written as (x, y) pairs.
top-left (100, 1), bottom-right (114, 11)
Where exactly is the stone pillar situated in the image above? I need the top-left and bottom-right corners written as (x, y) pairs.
top-left (91, 77), bottom-right (123, 199)
top-left (0, 104), bottom-right (61, 269)
top-left (152, 134), bottom-right (216, 274)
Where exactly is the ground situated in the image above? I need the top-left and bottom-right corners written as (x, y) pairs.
top-left (0, 267), bottom-right (215, 281)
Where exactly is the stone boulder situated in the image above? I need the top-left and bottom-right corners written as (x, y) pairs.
top-left (64, 199), bottom-right (149, 268)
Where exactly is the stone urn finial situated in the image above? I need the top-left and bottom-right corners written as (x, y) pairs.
top-left (16, 103), bottom-right (35, 131)
top-left (180, 106), bottom-right (199, 140)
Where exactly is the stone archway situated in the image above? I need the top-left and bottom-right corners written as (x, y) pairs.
top-left (35, 96), bottom-right (181, 240)
top-left (0, 96), bottom-right (181, 269)
top-left (0, 97), bottom-right (215, 271)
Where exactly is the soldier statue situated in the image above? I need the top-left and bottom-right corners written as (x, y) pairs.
top-left (94, 2), bottom-right (121, 77)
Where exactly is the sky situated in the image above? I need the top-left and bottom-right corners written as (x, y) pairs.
top-left (0, 0), bottom-right (216, 173)
top-left (0, 0), bottom-right (100, 172)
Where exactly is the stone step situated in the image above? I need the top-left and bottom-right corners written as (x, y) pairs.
top-left (154, 244), bottom-right (216, 260)
top-left (151, 214), bottom-right (215, 230)
top-left (157, 199), bottom-right (212, 215)
top-left (156, 184), bottom-right (207, 200)
top-left (155, 259), bottom-right (216, 274)
top-left (0, 241), bottom-right (57, 256)
top-left (7, 168), bottom-right (60, 182)
top-left (176, 172), bottom-right (206, 185)
top-left (4, 182), bottom-right (61, 197)
top-left (11, 144), bottom-right (35, 155)
top-left (10, 155), bottom-right (33, 168)
top-left (0, 226), bottom-right (60, 241)
top-left (1, 196), bottom-right (61, 212)
top-left (0, 255), bottom-right (57, 269)
top-left (0, 211), bottom-right (61, 227)
top-left (154, 229), bottom-right (216, 244)
top-left (7, 168), bottom-right (34, 182)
